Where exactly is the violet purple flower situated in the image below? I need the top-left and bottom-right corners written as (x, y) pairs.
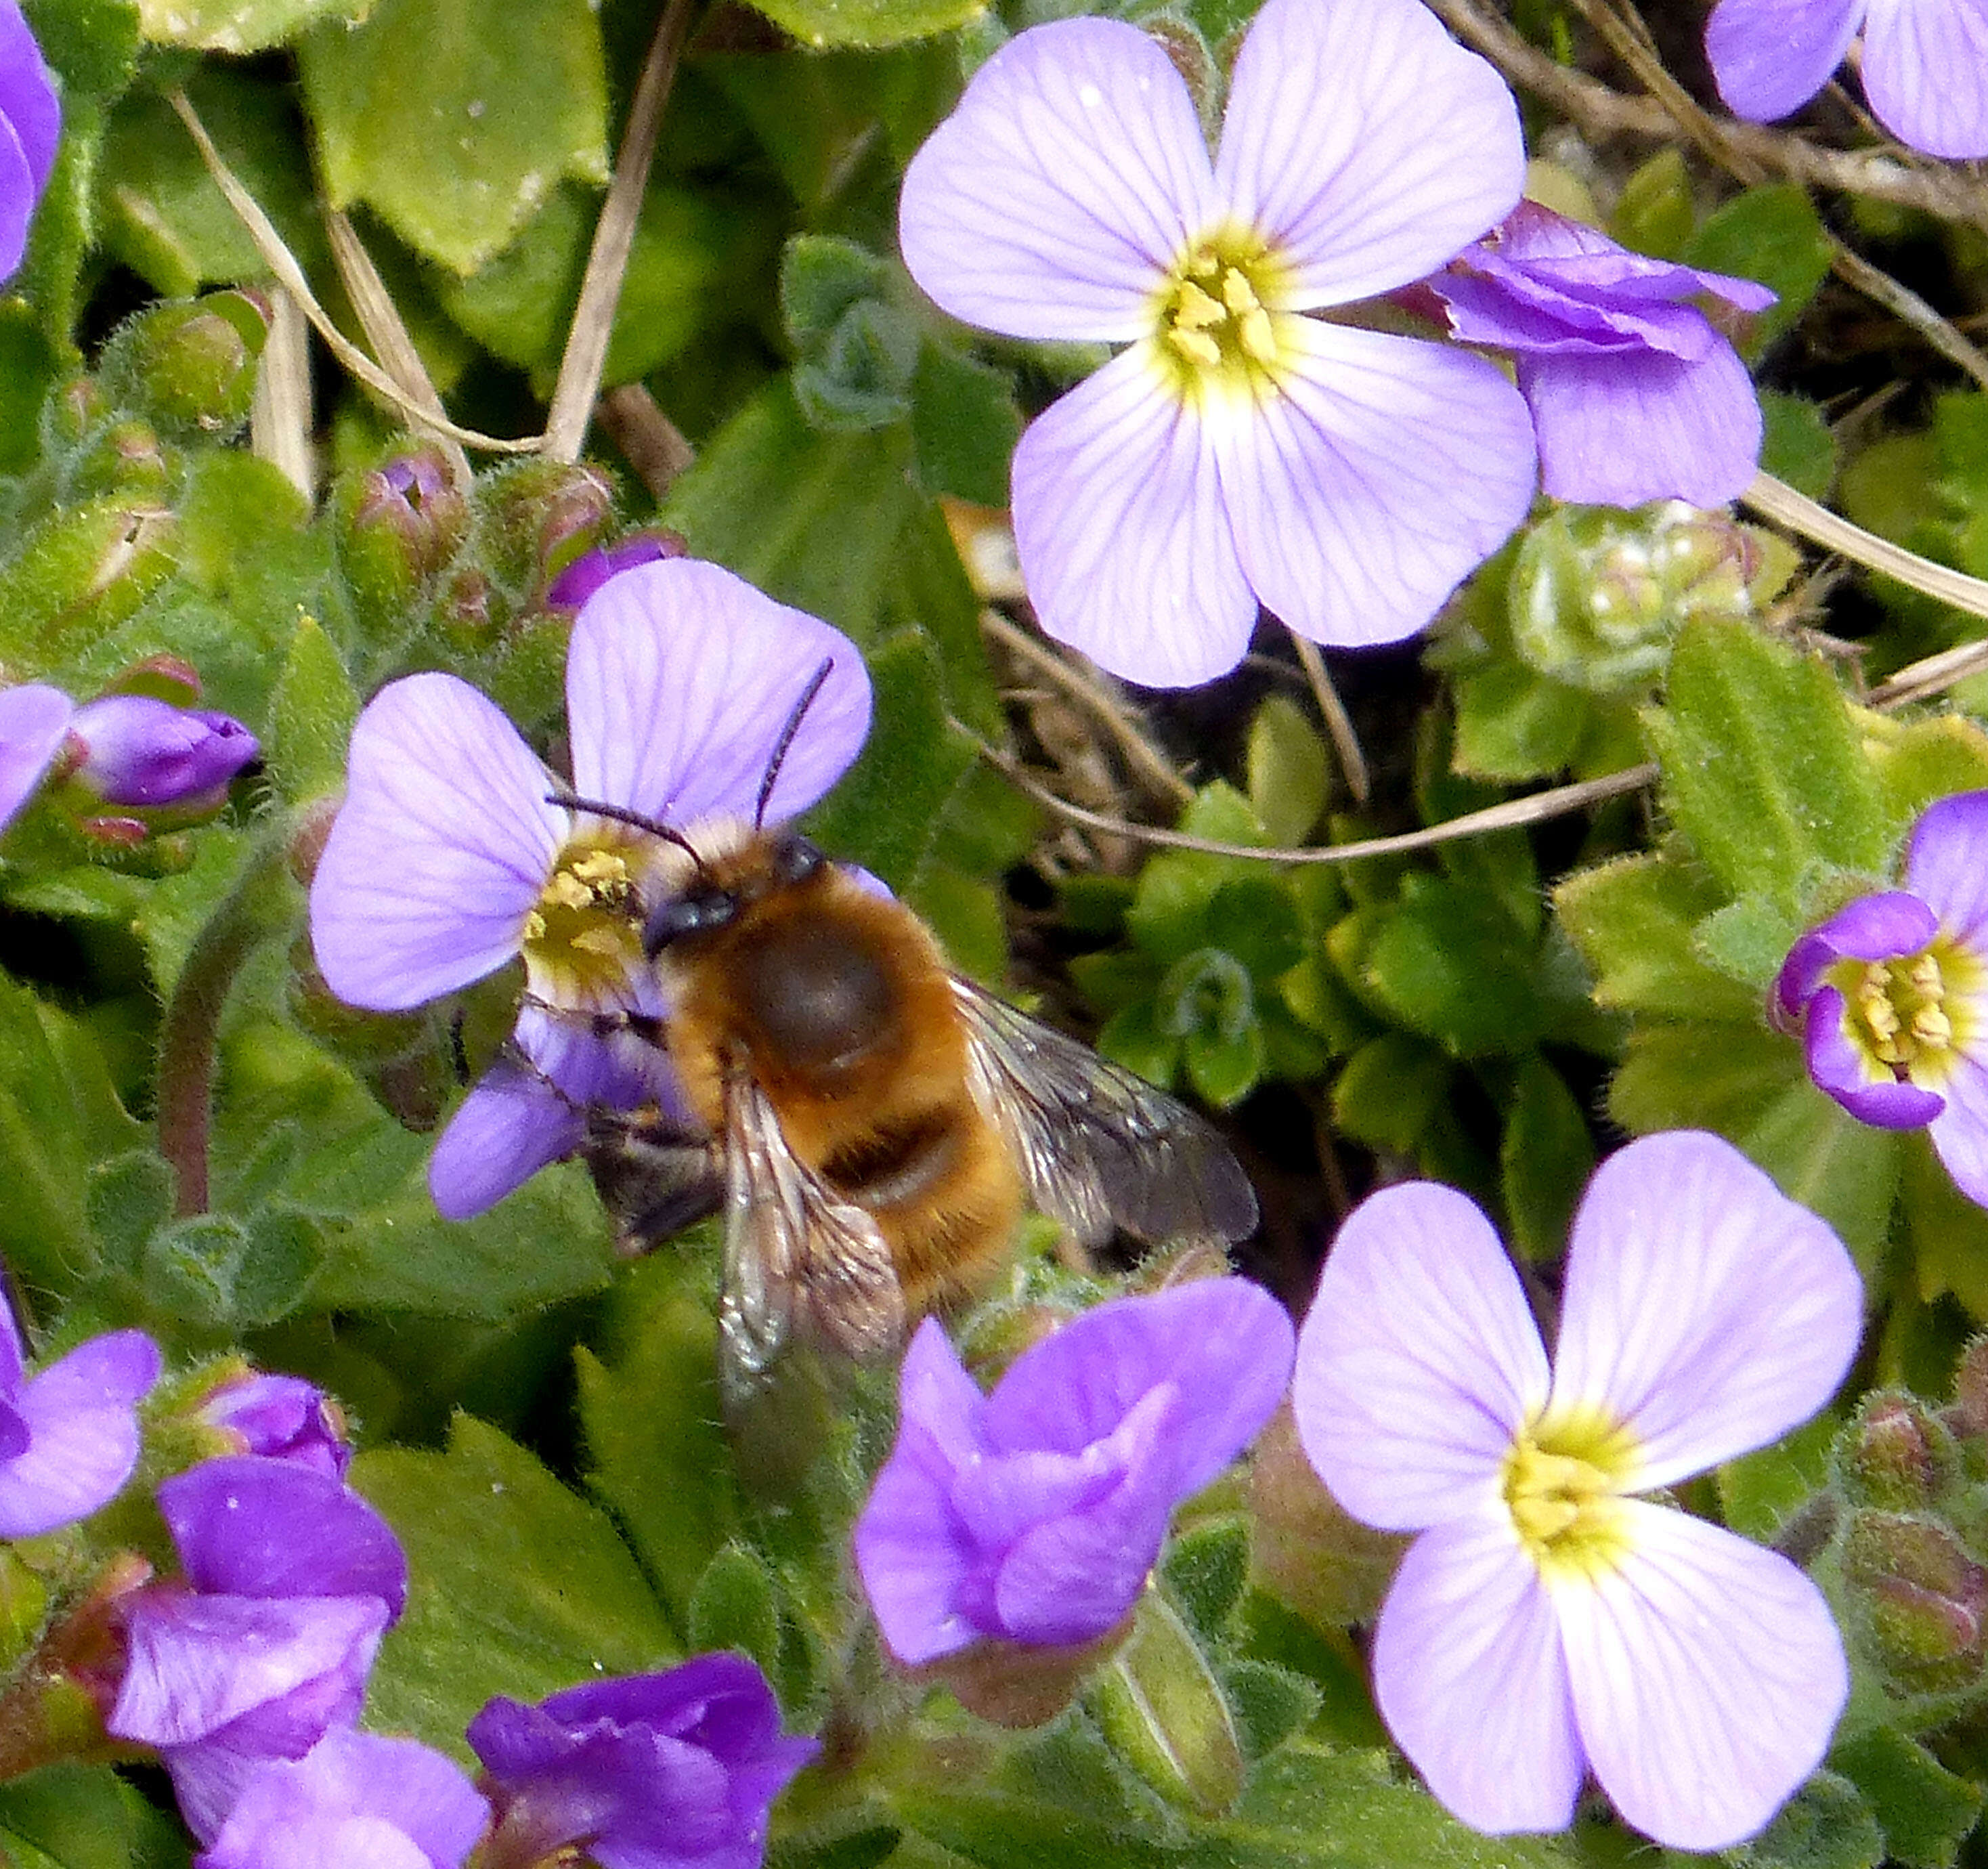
top-left (308, 557), bottom-right (871, 1218)
top-left (1423, 202), bottom-right (1775, 509)
top-left (70, 694), bottom-right (258, 811)
top-left (1293, 1130), bottom-right (1860, 1850)
top-left (1706, 0), bottom-right (1988, 160)
top-left (468, 1652), bottom-right (819, 1869)
top-left (196, 1371), bottom-right (350, 1479)
top-left (896, 0), bottom-right (1537, 687)
top-left (0, 681), bottom-right (74, 837)
top-left (0, 2), bottom-right (57, 283)
top-left (195, 1727), bottom-right (489, 1869)
top-left (110, 1455), bottom-right (408, 1844)
top-left (0, 1301), bottom-right (158, 1537)
top-left (855, 1279), bottom-right (1293, 1664)
top-left (1773, 791), bottom-right (1988, 1206)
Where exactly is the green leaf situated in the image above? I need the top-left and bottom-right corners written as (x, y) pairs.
top-left (1696, 891), bottom-right (1807, 991)
top-left (780, 234), bottom-right (890, 351)
top-left (1833, 1727), bottom-right (1983, 1868)
top-left (1681, 184), bottom-right (1833, 359)
top-left (1096, 1001), bottom-right (1180, 1089)
top-left (267, 616), bottom-right (360, 804)
top-left (1161, 1518), bottom-right (1249, 1641)
top-left (1609, 146), bottom-right (1693, 259)
top-left (1760, 391), bottom-right (1838, 500)
top-left (1903, 1134), bottom-right (1988, 1324)
top-left (1183, 1012), bottom-right (1264, 1109)
top-left (1555, 852), bottom-right (1762, 1023)
top-left (1739, 1072), bottom-right (1902, 1271)
top-left (1451, 662), bottom-right (1590, 782)
top-left (1720, 1413), bottom-right (1838, 1542)
top-left (139, 0), bottom-right (364, 49)
top-left (1356, 874), bottom-right (1549, 1058)
top-left (1739, 1771), bottom-right (1884, 1869)
top-left (578, 1257), bottom-right (738, 1631)
top-left (743, 0), bottom-right (989, 51)
top-left (1500, 1054), bottom-right (1596, 1262)
top-left (1642, 620), bottom-right (1889, 912)
top-left (1332, 1033), bottom-right (1450, 1156)
top-left (142, 1206), bottom-right (326, 1329)
top-left (299, 0), bottom-right (610, 275)
top-left (0, 1762), bottom-right (188, 1869)
top-left (22, 1), bottom-right (141, 99)
top-left (688, 1545), bottom-right (783, 1683)
top-left (354, 1415), bottom-right (678, 1757)
top-left (1247, 694), bottom-right (1330, 846)
top-left (909, 341), bottom-right (1020, 508)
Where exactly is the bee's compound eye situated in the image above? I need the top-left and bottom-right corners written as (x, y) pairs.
top-left (644, 887), bottom-right (737, 954)
top-left (772, 834), bottom-right (825, 884)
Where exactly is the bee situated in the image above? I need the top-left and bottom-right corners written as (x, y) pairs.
top-left (556, 670), bottom-right (1258, 1400)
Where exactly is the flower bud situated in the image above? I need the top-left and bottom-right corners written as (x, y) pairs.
top-left (192, 1367), bottom-right (351, 1479)
top-left (0, 502), bottom-right (177, 660)
top-left (67, 418), bottom-right (171, 502)
top-left (1844, 1394), bottom-right (1958, 1511)
top-left (100, 292), bottom-right (270, 440)
top-left (1248, 1404), bottom-right (1406, 1628)
top-left (334, 450), bottom-right (468, 634)
top-left (473, 458), bottom-right (615, 597)
top-left (1508, 502), bottom-right (1788, 695)
top-left (1088, 1588), bottom-right (1245, 1815)
top-left (1951, 1334), bottom-right (1988, 1441)
top-left (543, 531), bottom-right (687, 613)
top-left (68, 694), bottom-right (257, 813)
top-left (1843, 1509), bottom-right (1988, 1692)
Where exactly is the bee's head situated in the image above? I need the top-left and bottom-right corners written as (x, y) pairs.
top-left (641, 830), bottom-right (825, 958)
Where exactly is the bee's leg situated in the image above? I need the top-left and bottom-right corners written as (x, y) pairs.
top-left (515, 992), bottom-right (670, 1052)
top-left (583, 1104), bottom-right (725, 1254)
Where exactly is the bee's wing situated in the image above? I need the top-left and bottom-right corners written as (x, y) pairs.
top-left (718, 1070), bottom-right (905, 1399)
top-left (951, 976), bottom-right (1258, 1248)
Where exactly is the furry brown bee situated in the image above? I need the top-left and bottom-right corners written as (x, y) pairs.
top-left (559, 685), bottom-right (1257, 1400)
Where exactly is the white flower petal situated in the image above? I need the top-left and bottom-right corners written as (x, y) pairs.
top-left (1012, 347), bottom-right (1256, 687)
top-left (1560, 1501), bottom-right (1848, 1851)
top-left (1214, 0), bottom-right (1524, 307)
top-left (1217, 321), bottom-right (1536, 651)
top-left (1551, 1132), bottom-right (1863, 1490)
top-left (1373, 1510), bottom-right (1584, 1834)
top-left (1293, 1180), bottom-right (1549, 1532)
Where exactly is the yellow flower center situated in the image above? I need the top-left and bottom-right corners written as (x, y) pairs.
top-left (1502, 1405), bottom-right (1639, 1583)
top-left (1152, 228), bottom-right (1293, 403)
top-left (519, 840), bottom-right (645, 1007)
top-left (1830, 934), bottom-right (1981, 1088)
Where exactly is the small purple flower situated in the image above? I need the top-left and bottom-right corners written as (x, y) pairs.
top-left (1423, 202), bottom-right (1775, 509)
top-left (1773, 792), bottom-right (1988, 1205)
top-left (110, 1456), bottom-right (408, 1843)
top-left (0, 2), bottom-right (58, 284)
top-left (0, 681), bottom-right (74, 836)
top-left (196, 1371), bottom-right (350, 1479)
top-left (0, 1302), bottom-right (158, 1537)
top-left (308, 558), bottom-right (871, 1218)
top-left (896, 0), bottom-right (1536, 687)
top-left (1706, 0), bottom-right (1988, 160)
top-left (545, 534), bottom-right (687, 612)
top-left (1293, 1131), bottom-right (1860, 1850)
top-left (855, 1279), bottom-right (1293, 1664)
top-left (70, 694), bottom-right (258, 811)
top-left (468, 1652), bottom-right (819, 1869)
top-left (196, 1727), bottom-right (490, 1869)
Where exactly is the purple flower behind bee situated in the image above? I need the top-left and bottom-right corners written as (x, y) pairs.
top-left (196, 1372), bottom-right (351, 1480)
top-left (468, 1652), bottom-right (818, 1869)
top-left (70, 694), bottom-right (259, 811)
top-left (854, 1279), bottom-right (1293, 1664)
top-left (0, 682), bottom-right (74, 836)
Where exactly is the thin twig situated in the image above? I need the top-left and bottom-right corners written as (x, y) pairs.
top-left (1744, 471), bottom-right (1988, 620)
top-left (168, 89), bottom-right (542, 455)
top-left (324, 209), bottom-right (472, 486)
top-left (1420, 0), bottom-right (1988, 236)
top-left (980, 610), bottom-right (1194, 809)
top-left (1567, 0), bottom-right (1765, 179)
top-left (1827, 246), bottom-right (1988, 393)
top-left (544, 0), bottom-right (699, 460)
top-left (248, 287), bottom-right (314, 500)
top-left (1868, 639), bottom-right (1988, 708)
top-left (596, 383), bottom-right (695, 498)
top-left (1285, 628), bottom-right (1370, 804)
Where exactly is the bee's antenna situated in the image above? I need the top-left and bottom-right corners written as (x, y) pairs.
top-left (755, 657), bottom-right (836, 831)
top-left (548, 790), bottom-right (701, 863)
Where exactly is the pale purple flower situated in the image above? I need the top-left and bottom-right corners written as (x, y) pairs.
top-left (1773, 792), bottom-right (1988, 1206)
top-left (546, 534), bottom-right (685, 611)
top-left (0, 681), bottom-right (74, 836)
top-left (70, 695), bottom-right (258, 811)
top-left (1293, 1130), bottom-right (1860, 1851)
top-left (855, 1279), bottom-right (1293, 1664)
top-left (110, 1456), bottom-right (408, 1843)
top-left (0, 2), bottom-right (58, 283)
top-left (0, 1302), bottom-right (158, 1536)
top-left (196, 1727), bottom-right (489, 1869)
top-left (896, 0), bottom-right (1537, 687)
top-left (196, 1372), bottom-right (350, 1479)
top-left (1706, 0), bottom-right (1988, 160)
top-left (468, 1652), bottom-right (818, 1869)
top-left (308, 558), bottom-right (871, 1218)
top-left (1423, 202), bottom-right (1775, 508)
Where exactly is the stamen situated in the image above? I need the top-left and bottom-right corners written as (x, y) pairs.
top-left (1838, 939), bottom-right (1976, 1079)
top-left (1152, 228), bottom-right (1293, 402)
top-left (1502, 1406), bottom-right (1638, 1583)
top-left (520, 840), bottom-right (645, 1006)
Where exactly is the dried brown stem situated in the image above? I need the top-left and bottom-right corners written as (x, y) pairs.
top-left (1286, 628), bottom-right (1370, 804)
top-left (595, 383), bottom-right (696, 498)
